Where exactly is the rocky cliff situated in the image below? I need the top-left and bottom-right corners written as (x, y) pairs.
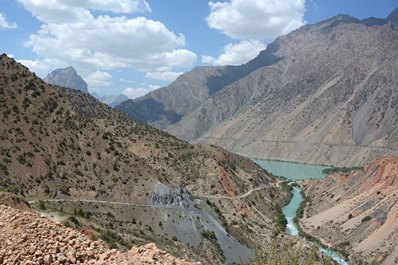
top-left (117, 8), bottom-right (398, 167)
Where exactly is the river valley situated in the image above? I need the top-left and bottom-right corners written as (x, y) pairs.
top-left (255, 160), bottom-right (349, 265)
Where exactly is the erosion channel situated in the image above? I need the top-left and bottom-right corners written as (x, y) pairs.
top-left (254, 160), bottom-right (349, 265)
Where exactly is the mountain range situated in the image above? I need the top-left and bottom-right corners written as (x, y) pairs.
top-left (2, 6), bottom-right (398, 265)
top-left (44, 67), bottom-right (129, 107)
top-left (116, 8), bottom-right (398, 167)
top-left (95, 93), bottom-right (129, 107)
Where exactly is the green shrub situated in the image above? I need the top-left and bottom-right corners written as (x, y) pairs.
top-left (361, 215), bottom-right (372, 223)
top-left (201, 230), bottom-right (217, 241)
top-left (38, 200), bottom-right (46, 210)
top-left (100, 229), bottom-right (129, 249)
top-left (322, 166), bottom-right (362, 175)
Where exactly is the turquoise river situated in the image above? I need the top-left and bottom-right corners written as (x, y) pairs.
top-left (254, 159), bottom-right (349, 265)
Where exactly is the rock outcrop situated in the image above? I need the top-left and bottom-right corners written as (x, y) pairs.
top-left (0, 204), bottom-right (200, 265)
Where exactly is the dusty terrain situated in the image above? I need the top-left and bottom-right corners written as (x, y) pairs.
top-left (299, 157), bottom-right (398, 264)
top-left (0, 204), bottom-right (199, 265)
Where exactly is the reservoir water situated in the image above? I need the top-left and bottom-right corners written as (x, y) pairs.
top-left (255, 159), bottom-right (349, 265)
top-left (253, 159), bottom-right (329, 180)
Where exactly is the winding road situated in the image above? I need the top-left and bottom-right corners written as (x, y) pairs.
top-left (28, 199), bottom-right (196, 212)
top-left (28, 181), bottom-right (285, 210)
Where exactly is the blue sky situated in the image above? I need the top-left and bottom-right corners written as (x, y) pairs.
top-left (0, 0), bottom-right (397, 98)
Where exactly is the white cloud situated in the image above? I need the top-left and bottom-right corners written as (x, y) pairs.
top-left (145, 71), bottom-right (182, 81)
top-left (17, 0), bottom-right (150, 23)
top-left (0, 13), bottom-right (17, 29)
top-left (202, 40), bottom-right (266, 66)
top-left (17, 0), bottom-right (196, 77)
top-left (122, 84), bottom-right (160, 99)
top-left (80, 0), bottom-right (151, 13)
top-left (207, 0), bottom-right (305, 40)
top-left (85, 71), bottom-right (113, 91)
top-left (24, 16), bottom-right (196, 71)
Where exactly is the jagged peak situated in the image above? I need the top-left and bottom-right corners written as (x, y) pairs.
top-left (44, 65), bottom-right (88, 92)
top-left (49, 66), bottom-right (78, 74)
top-left (314, 14), bottom-right (359, 30)
top-left (387, 7), bottom-right (398, 23)
top-left (64, 66), bottom-right (77, 71)
top-left (320, 14), bottom-right (359, 25)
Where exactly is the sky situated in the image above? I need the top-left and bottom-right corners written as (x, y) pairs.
top-left (0, 0), bottom-right (397, 98)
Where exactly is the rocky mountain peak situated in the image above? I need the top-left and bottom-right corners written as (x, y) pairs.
top-left (314, 14), bottom-right (360, 31)
top-left (332, 14), bottom-right (358, 22)
top-left (44, 66), bottom-right (88, 93)
top-left (387, 7), bottom-right (398, 23)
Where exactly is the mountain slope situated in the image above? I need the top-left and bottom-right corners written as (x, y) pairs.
top-left (44, 66), bottom-right (88, 92)
top-left (172, 10), bottom-right (398, 167)
top-left (299, 157), bottom-right (398, 264)
top-left (117, 8), bottom-right (398, 167)
top-left (0, 54), bottom-right (288, 264)
top-left (116, 41), bottom-right (280, 129)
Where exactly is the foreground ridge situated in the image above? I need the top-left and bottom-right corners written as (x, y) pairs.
top-left (0, 204), bottom-right (200, 265)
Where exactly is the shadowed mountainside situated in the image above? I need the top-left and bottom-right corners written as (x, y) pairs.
top-left (116, 41), bottom-right (280, 129)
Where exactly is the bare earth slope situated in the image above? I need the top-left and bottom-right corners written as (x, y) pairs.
top-left (0, 55), bottom-right (288, 264)
top-left (117, 8), bottom-right (398, 167)
top-left (181, 11), bottom-right (398, 167)
top-left (300, 157), bottom-right (398, 264)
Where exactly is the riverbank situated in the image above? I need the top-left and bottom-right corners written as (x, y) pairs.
top-left (293, 185), bottom-right (350, 263)
top-left (256, 159), bottom-right (350, 264)
top-left (278, 182), bottom-right (349, 265)
top-left (252, 158), bottom-right (334, 168)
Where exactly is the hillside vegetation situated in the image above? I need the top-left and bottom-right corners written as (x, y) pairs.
top-left (0, 54), bottom-right (289, 264)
